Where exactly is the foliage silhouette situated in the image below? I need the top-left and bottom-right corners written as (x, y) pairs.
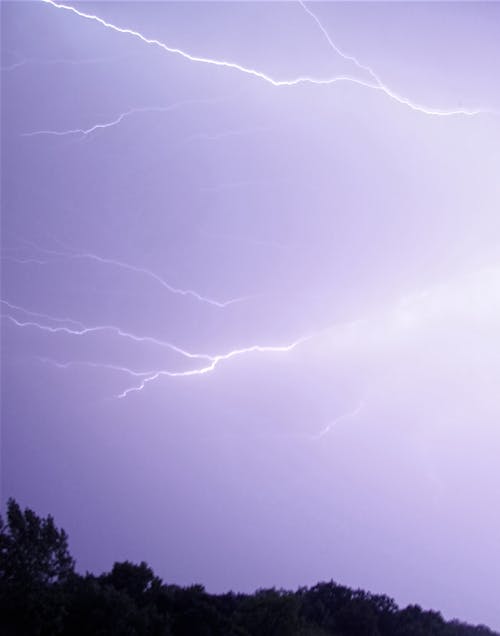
top-left (0, 499), bottom-right (497, 636)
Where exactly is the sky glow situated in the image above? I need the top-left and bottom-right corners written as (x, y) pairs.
top-left (2, 0), bottom-right (500, 629)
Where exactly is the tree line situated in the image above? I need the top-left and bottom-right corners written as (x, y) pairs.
top-left (0, 498), bottom-right (497, 636)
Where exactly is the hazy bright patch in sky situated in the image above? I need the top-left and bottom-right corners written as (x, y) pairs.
top-left (1, 0), bottom-right (500, 629)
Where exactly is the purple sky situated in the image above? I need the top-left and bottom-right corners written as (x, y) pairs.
top-left (2, 0), bottom-right (500, 629)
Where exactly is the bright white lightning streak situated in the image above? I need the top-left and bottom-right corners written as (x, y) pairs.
top-left (2, 314), bottom-right (212, 361)
top-left (22, 98), bottom-right (223, 138)
top-left (10, 241), bottom-right (246, 308)
top-left (116, 337), bottom-right (309, 399)
top-left (40, 0), bottom-right (491, 117)
top-left (0, 299), bottom-right (86, 329)
top-left (2, 305), bottom-right (310, 398)
top-left (67, 252), bottom-right (248, 308)
top-left (298, 0), bottom-right (373, 80)
top-left (298, 1), bottom-right (486, 118)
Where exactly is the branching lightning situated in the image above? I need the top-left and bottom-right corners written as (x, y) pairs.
top-left (23, 106), bottom-right (166, 138)
top-left (1, 299), bottom-right (86, 330)
top-left (2, 312), bottom-right (213, 361)
top-left (39, 0), bottom-right (493, 117)
top-left (22, 97), bottom-right (227, 138)
top-left (116, 337), bottom-right (309, 399)
top-left (7, 240), bottom-right (248, 308)
top-left (5, 2), bottom-right (498, 424)
top-left (297, 1), bottom-right (485, 118)
top-left (2, 301), bottom-right (310, 398)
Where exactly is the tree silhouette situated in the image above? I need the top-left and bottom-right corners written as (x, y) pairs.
top-left (0, 498), bottom-right (74, 587)
top-left (0, 499), bottom-right (498, 636)
top-left (0, 498), bottom-right (74, 635)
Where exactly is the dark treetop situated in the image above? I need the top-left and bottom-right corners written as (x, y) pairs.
top-left (0, 500), bottom-right (497, 636)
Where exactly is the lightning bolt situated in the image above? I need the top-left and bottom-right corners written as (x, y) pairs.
top-left (2, 312), bottom-right (213, 361)
top-left (298, 0), bottom-right (375, 81)
top-left (6, 239), bottom-right (249, 309)
top-left (1, 299), bottom-right (86, 330)
top-left (2, 301), bottom-right (311, 398)
top-left (115, 338), bottom-right (308, 399)
top-left (6, 266), bottom-right (497, 401)
top-left (22, 97), bottom-right (227, 138)
top-left (39, 0), bottom-right (493, 117)
top-left (297, 1), bottom-right (486, 118)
